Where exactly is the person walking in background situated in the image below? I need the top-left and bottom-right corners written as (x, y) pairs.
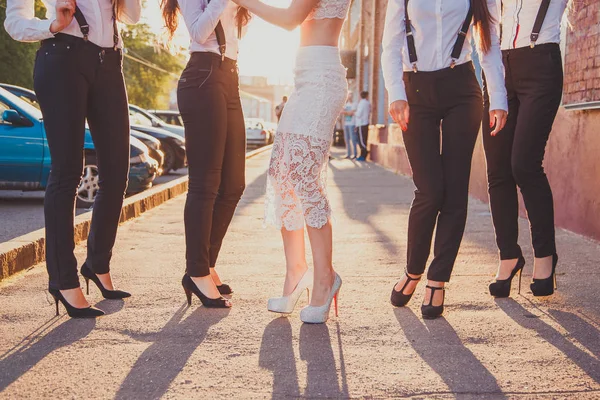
top-left (484, 0), bottom-right (569, 299)
top-left (355, 91), bottom-right (371, 161)
top-left (275, 95), bottom-right (288, 122)
top-left (162, 0), bottom-right (251, 308)
top-left (233, 0), bottom-right (350, 324)
top-left (383, 0), bottom-right (508, 319)
top-left (342, 92), bottom-right (357, 159)
top-left (4, 0), bottom-right (142, 318)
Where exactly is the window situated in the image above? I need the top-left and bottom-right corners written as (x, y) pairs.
top-left (129, 109), bottom-right (154, 127)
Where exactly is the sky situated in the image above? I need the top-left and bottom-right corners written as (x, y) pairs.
top-left (142, 0), bottom-right (299, 83)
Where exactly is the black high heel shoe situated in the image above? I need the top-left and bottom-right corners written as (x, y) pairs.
top-left (421, 286), bottom-right (445, 320)
top-left (217, 284), bottom-right (233, 295)
top-left (391, 271), bottom-right (421, 307)
top-left (49, 289), bottom-right (105, 318)
top-left (489, 256), bottom-right (526, 298)
top-left (81, 263), bottom-right (131, 300)
top-left (182, 274), bottom-right (231, 308)
top-left (530, 254), bottom-right (558, 297)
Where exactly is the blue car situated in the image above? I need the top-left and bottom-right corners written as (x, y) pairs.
top-left (0, 87), bottom-right (158, 208)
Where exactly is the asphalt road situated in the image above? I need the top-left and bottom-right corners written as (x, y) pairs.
top-left (0, 169), bottom-right (188, 243)
top-left (0, 150), bottom-right (598, 398)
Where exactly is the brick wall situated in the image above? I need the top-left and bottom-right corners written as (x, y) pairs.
top-left (563, 0), bottom-right (600, 105)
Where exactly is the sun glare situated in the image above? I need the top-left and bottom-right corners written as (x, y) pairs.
top-left (142, 0), bottom-right (299, 84)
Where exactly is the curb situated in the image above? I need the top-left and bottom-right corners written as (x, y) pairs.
top-left (0, 144), bottom-right (273, 281)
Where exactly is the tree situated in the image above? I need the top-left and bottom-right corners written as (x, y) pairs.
top-left (121, 24), bottom-right (184, 110)
top-left (0, 0), bottom-right (46, 88)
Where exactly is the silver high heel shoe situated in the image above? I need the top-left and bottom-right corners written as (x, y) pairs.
top-left (300, 272), bottom-right (342, 324)
top-left (267, 269), bottom-right (313, 314)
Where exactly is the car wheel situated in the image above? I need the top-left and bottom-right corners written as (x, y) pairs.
top-left (76, 154), bottom-right (99, 209)
top-left (162, 142), bottom-right (176, 173)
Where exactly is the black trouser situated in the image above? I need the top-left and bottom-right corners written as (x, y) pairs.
top-left (177, 52), bottom-right (246, 277)
top-left (403, 62), bottom-right (483, 282)
top-left (33, 34), bottom-right (130, 290)
top-left (357, 125), bottom-right (369, 158)
top-left (482, 43), bottom-right (562, 260)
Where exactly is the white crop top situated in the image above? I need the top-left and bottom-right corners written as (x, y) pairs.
top-left (306, 0), bottom-right (351, 20)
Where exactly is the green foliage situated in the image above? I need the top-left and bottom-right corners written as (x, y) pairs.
top-left (0, 1), bottom-right (182, 109)
top-left (122, 24), bottom-right (184, 110)
top-left (0, 0), bottom-right (46, 88)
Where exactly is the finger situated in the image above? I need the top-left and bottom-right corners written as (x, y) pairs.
top-left (498, 113), bottom-right (507, 132)
top-left (389, 107), bottom-right (399, 125)
top-left (404, 105), bottom-right (410, 126)
top-left (490, 113), bottom-right (503, 136)
top-left (489, 111), bottom-right (495, 129)
top-left (399, 112), bottom-right (407, 131)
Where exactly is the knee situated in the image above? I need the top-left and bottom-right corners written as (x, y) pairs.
top-left (415, 184), bottom-right (444, 211)
top-left (220, 183), bottom-right (245, 202)
top-left (511, 156), bottom-right (543, 187)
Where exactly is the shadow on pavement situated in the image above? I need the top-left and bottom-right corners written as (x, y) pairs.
top-left (299, 322), bottom-right (348, 398)
top-left (114, 304), bottom-right (230, 400)
top-left (497, 299), bottom-right (600, 385)
top-left (259, 318), bottom-right (300, 399)
top-left (94, 298), bottom-right (125, 315)
top-left (329, 160), bottom-right (405, 258)
top-left (0, 317), bottom-right (96, 391)
top-left (394, 307), bottom-right (506, 398)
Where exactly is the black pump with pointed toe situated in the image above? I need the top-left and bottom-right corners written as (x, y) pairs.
top-left (81, 263), bottom-right (131, 300)
top-left (182, 274), bottom-right (231, 308)
top-left (49, 288), bottom-right (105, 318)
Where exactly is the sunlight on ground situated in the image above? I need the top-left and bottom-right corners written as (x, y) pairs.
top-left (143, 0), bottom-right (299, 83)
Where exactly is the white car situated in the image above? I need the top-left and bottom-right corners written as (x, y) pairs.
top-left (245, 118), bottom-right (273, 147)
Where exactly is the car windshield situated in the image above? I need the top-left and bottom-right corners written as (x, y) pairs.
top-left (0, 88), bottom-right (43, 120)
top-left (130, 106), bottom-right (164, 127)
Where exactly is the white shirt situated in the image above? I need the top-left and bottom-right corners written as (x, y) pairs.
top-left (355, 99), bottom-right (371, 126)
top-left (343, 102), bottom-right (356, 126)
top-left (382, 0), bottom-right (508, 112)
top-left (4, 0), bottom-right (141, 48)
top-left (178, 0), bottom-right (239, 60)
top-left (501, 0), bottom-right (569, 50)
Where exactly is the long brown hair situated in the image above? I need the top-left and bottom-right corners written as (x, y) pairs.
top-left (161, 0), bottom-right (251, 40)
top-left (472, 0), bottom-right (494, 54)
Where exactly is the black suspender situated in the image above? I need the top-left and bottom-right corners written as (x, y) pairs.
top-left (207, 0), bottom-right (227, 61)
top-left (73, 6), bottom-right (119, 50)
top-left (404, 0), bottom-right (473, 72)
top-left (450, 5), bottom-right (474, 67)
top-left (404, 0), bottom-right (418, 72)
top-left (530, 0), bottom-right (551, 48)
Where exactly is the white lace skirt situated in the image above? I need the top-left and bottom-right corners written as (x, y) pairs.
top-left (264, 46), bottom-right (348, 231)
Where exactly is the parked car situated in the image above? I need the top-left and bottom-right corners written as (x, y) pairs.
top-left (130, 130), bottom-right (165, 175)
top-left (129, 124), bottom-right (186, 173)
top-left (0, 83), bottom-right (186, 175)
top-left (245, 118), bottom-right (273, 147)
top-left (129, 104), bottom-right (185, 138)
top-left (0, 87), bottom-right (157, 208)
top-left (147, 109), bottom-right (183, 127)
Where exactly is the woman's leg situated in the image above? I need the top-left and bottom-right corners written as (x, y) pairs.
top-left (208, 72), bottom-right (247, 284)
top-left (482, 72), bottom-right (524, 279)
top-left (281, 228), bottom-right (309, 296)
top-left (510, 56), bottom-right (563, 279)
top-left (306, 222), bottom-right (334, 306)
top-left (85, 50), bottom-right (130, 290)
top-left (34, 43), bottom-right (89, 307)
top-left (178, 60), bottom-right (228, 299)
top-left (424, 70), bottom-right (482, 306)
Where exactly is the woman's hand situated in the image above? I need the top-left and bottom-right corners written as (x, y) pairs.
top-left (50, 0), bottom-right (76, 34)
top-left (389, 100), bottom-right (410, 131)
top-left (489, 109), bottom-right (508, 136)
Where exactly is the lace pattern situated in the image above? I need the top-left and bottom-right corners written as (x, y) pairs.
top-left (307, 0), bottom-right (351, 20)
top-left (264, 46), bottom-right (348, 231)
top-left (265, 132), bottom-right (332, 231)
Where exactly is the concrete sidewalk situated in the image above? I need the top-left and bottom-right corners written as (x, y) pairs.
top-left (0, 150), bottom-right (599, 399)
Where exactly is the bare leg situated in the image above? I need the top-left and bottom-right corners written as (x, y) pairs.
top-left (495, 258), bottom-right (521, 280)
top-left (423, 280), bottom-right (445, 306)
top-left (394, 272), bottom-right (422, 294)
top-left (281, 228), bottom-right (309, 296)
top-left (210, 267), bottom-right (223, 286)
top-left (533, 255), bottom-right (553, 279)
top-left (60, 288), bottom-right (91, 308)
top-left (306, 221), bottom-right (335, 306)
